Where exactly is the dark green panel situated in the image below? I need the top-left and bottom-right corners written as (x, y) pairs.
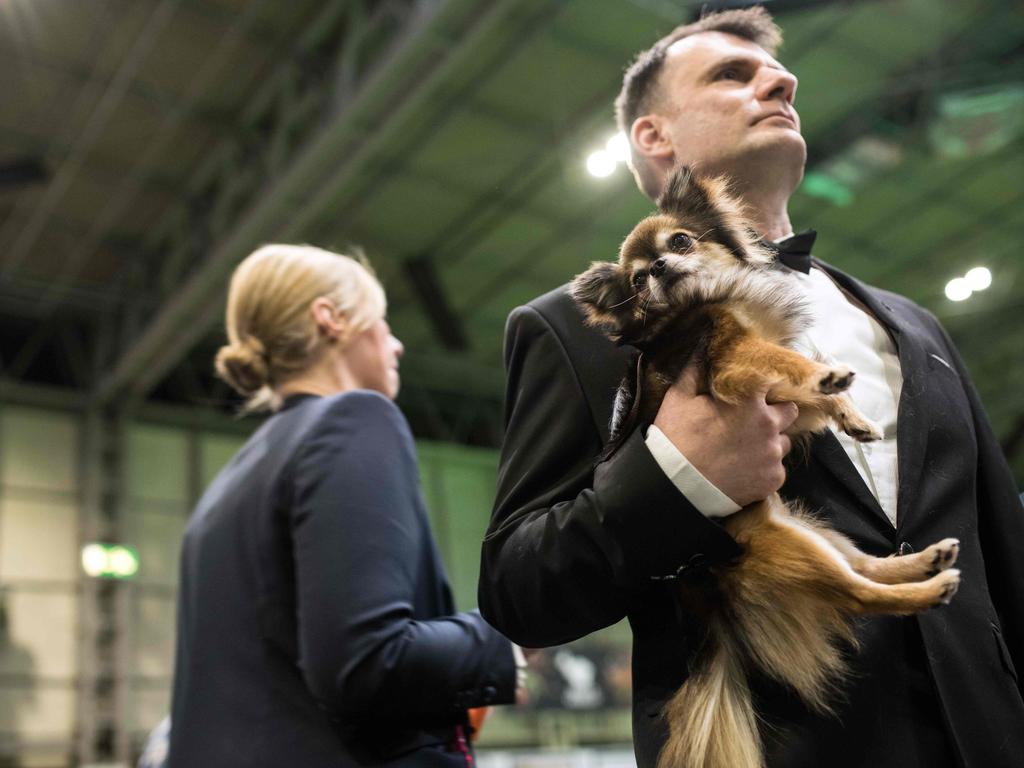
top-left (473, 30), bottom-right (624, 127)
top-left (415, 441), bottom-right (499, 611)
top-left (552, 0), bottom-right (669, 54)
top-left (346, 175), bottom-right (475, 252)
top-left (409, 109), bottom-right (540, 190)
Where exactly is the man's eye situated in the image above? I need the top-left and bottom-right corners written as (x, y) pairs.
top-left (632, 271), bottom-right (648, 289)
top-left (718, 68), bottom-right (740, 80)
top-left (669, 232), bottom-right (693, 252)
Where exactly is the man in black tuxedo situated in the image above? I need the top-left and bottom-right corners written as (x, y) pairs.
top-left (478, 7), bottom-right (1024, 767)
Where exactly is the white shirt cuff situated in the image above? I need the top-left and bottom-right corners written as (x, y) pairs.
top-left (512, 644), bottom-right (528, 689)
top-left (644, 425), bottom-right (742, 518)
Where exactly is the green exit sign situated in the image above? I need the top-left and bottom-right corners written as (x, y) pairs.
top-left (81, 543), bottom-right (139, 579)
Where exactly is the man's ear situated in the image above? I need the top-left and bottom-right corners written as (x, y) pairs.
top-left (631, 114), bottom-right (674, 163)
top-left (570, 262), bottom-right (632, 333)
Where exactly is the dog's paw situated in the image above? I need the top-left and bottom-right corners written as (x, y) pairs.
top-left (923, 538), bottom-right (960, 576)
top-left (818, 366), bottom-right (855, 394)
top-left (841, 414), bottom-right (883, 442)
top-left (932, 568), bottom-right (961, 606)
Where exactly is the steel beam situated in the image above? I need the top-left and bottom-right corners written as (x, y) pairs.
top-left (92, 0), bottom-right (548, 405)
top-left (21, 0), bottom-right (277, 318)
top-left (1, 0), bottom-right (183, 278)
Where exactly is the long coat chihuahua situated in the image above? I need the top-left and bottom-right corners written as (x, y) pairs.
top-left (570, 167), bottom-right (961, 768)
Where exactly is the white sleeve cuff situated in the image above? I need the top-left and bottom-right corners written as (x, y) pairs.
top-left (512, 644), bottom-right (528, 689)
top-left (644, 424), bottom-right (742, 518)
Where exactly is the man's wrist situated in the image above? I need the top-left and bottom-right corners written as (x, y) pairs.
top-left (644, 424), bottom-right (742, 518)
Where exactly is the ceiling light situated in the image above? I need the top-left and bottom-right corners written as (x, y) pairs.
top-left (964, 266), bottom-right (992, 291)
top-left (80, 543), bottom-right (140, 579)
top-left (586, 150), bottom-right (616, 178)
top-left (944, 277), bottom-right (972, 302)
top-left (81, 544), bottom-right (108, 578)
top-left (606, 133), bottom-right (630, 163)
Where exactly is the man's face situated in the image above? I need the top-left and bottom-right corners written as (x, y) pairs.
top-left (652, 31), bottom-right (807, 180)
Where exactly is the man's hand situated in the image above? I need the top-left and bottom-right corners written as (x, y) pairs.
top-left (653, 365), bottom-right (798, 507)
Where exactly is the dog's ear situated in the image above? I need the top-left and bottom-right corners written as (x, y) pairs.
top-left (658, 166), bottom-right (755, 260)
top-left (657, 165), bottom-right (717, 218)
top-left (570, 261), bottom-right (633, 334)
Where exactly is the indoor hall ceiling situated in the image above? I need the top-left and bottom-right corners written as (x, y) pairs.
top-left (1, 0), bottom-right (1022, 478)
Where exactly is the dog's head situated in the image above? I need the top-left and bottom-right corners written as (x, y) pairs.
top-left (571, 167), bottom-right (774, 345)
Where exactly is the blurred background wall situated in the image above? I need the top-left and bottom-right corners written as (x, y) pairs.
top-left (0, 402), bottom-right (633, 765)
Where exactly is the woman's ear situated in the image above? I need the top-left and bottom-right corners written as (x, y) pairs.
top-left (310, 298), bottom-right (347, 341)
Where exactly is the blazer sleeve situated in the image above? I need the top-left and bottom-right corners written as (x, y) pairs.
top-left (289, 391), bottom-right (516, 719)
top-left (933, 317), bottom-right (1024, 685)
top-left (478, 304), bottom-right (742, 647)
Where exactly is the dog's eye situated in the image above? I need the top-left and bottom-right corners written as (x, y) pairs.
top-left (669, 232), bottom-right (693, 252)
top-left (632, 270), bottom-right (648, 289)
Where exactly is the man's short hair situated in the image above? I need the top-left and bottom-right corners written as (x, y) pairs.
top-left (614, 6), bottom-right (783, 137)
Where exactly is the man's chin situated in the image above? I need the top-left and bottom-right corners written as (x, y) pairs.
top-left (731, 134), bottom-right (807, 180)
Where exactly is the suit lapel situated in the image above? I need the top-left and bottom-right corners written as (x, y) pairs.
top-left (814, 260), bottom-right (930, 532)
top-left (806, 431), bottom-right (890, 529)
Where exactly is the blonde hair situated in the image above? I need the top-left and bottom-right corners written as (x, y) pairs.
top-left (215, 244), bottom-right (386, 411)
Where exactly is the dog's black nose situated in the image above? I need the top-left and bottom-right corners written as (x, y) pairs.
top-left (650, 258), bottom-right (667, 277)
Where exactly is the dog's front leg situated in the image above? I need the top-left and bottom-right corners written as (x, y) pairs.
top-left (706, 310), bottom-right (882, 440)
top-left (707, 311), bottom-right (843, 404)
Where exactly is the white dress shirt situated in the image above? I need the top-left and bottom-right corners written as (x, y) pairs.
top-left (645, 261), bottom-right (904, 527)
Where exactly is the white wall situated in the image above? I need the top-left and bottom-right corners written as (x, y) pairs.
top-left (0, 407), bottom-right (80, 766)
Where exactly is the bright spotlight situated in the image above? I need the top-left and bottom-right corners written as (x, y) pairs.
top-left (586, 150), bottom-right (616, 178)
top-left (109, 546), bottom-right (139, 577)
top-left (606, 132), bottom-right (630, 163)
top-left (964, 266), bottom-right (992, 291)
top-left (81, 544), bottom-right (108, 578)
top-left (944, 277), bottom-right (972, 302)
top-left (81, 542), bottom-right (140, 579)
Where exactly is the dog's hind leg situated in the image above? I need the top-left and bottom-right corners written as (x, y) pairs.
top-left (767, 516), bottom-right (961, 614)
top-left (815, 527), bottom-right (960, 584)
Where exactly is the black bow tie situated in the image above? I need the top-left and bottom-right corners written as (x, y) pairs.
top-left (766, 229), bottom-right (816, 273)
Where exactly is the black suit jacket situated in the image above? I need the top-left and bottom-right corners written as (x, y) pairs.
top-left (170, 391), bottom-right (515, 767)
top-left (479, 261), bottom-right (1024, 767)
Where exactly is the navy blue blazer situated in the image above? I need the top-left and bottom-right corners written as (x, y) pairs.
top-left (479, 262), bottom-right (1024, 768)
top-left (170, 391), bottom-right (515, 767)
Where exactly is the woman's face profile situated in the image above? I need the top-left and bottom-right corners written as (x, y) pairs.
top-left (343, 318), bottom-right (404, 400)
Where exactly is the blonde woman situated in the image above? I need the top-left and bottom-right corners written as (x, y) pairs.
top-left (168, 245), bottom-right (517, 767)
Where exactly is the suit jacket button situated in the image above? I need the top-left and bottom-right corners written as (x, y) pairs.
top-left (483, 685), bottom-right (496, 703)
top-left (899, 541), bottom-right (914, 555)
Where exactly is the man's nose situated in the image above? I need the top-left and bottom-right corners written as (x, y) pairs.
top-left (756, 68), bottom-right (797, 104)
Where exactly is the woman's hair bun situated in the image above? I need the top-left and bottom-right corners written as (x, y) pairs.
top-left (215, 336), bottom-right (270, 395)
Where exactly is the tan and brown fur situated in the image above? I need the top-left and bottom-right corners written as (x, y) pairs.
top-left (570, 167), bottom-right (960, 768)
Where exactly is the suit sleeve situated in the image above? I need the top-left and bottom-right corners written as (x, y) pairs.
top-left (932, 317), bottom-right (1024, 685)
top-left (290, 391), bottom-right (516, 719)
top-left (478, 304), bottom-right (742, 647)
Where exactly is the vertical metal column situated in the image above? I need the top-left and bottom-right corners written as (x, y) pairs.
top-left (75, 408), bottom-right (129, 764)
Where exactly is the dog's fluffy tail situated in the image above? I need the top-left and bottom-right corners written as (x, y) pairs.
top-left (657, 620), bottom-right (762, 768)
